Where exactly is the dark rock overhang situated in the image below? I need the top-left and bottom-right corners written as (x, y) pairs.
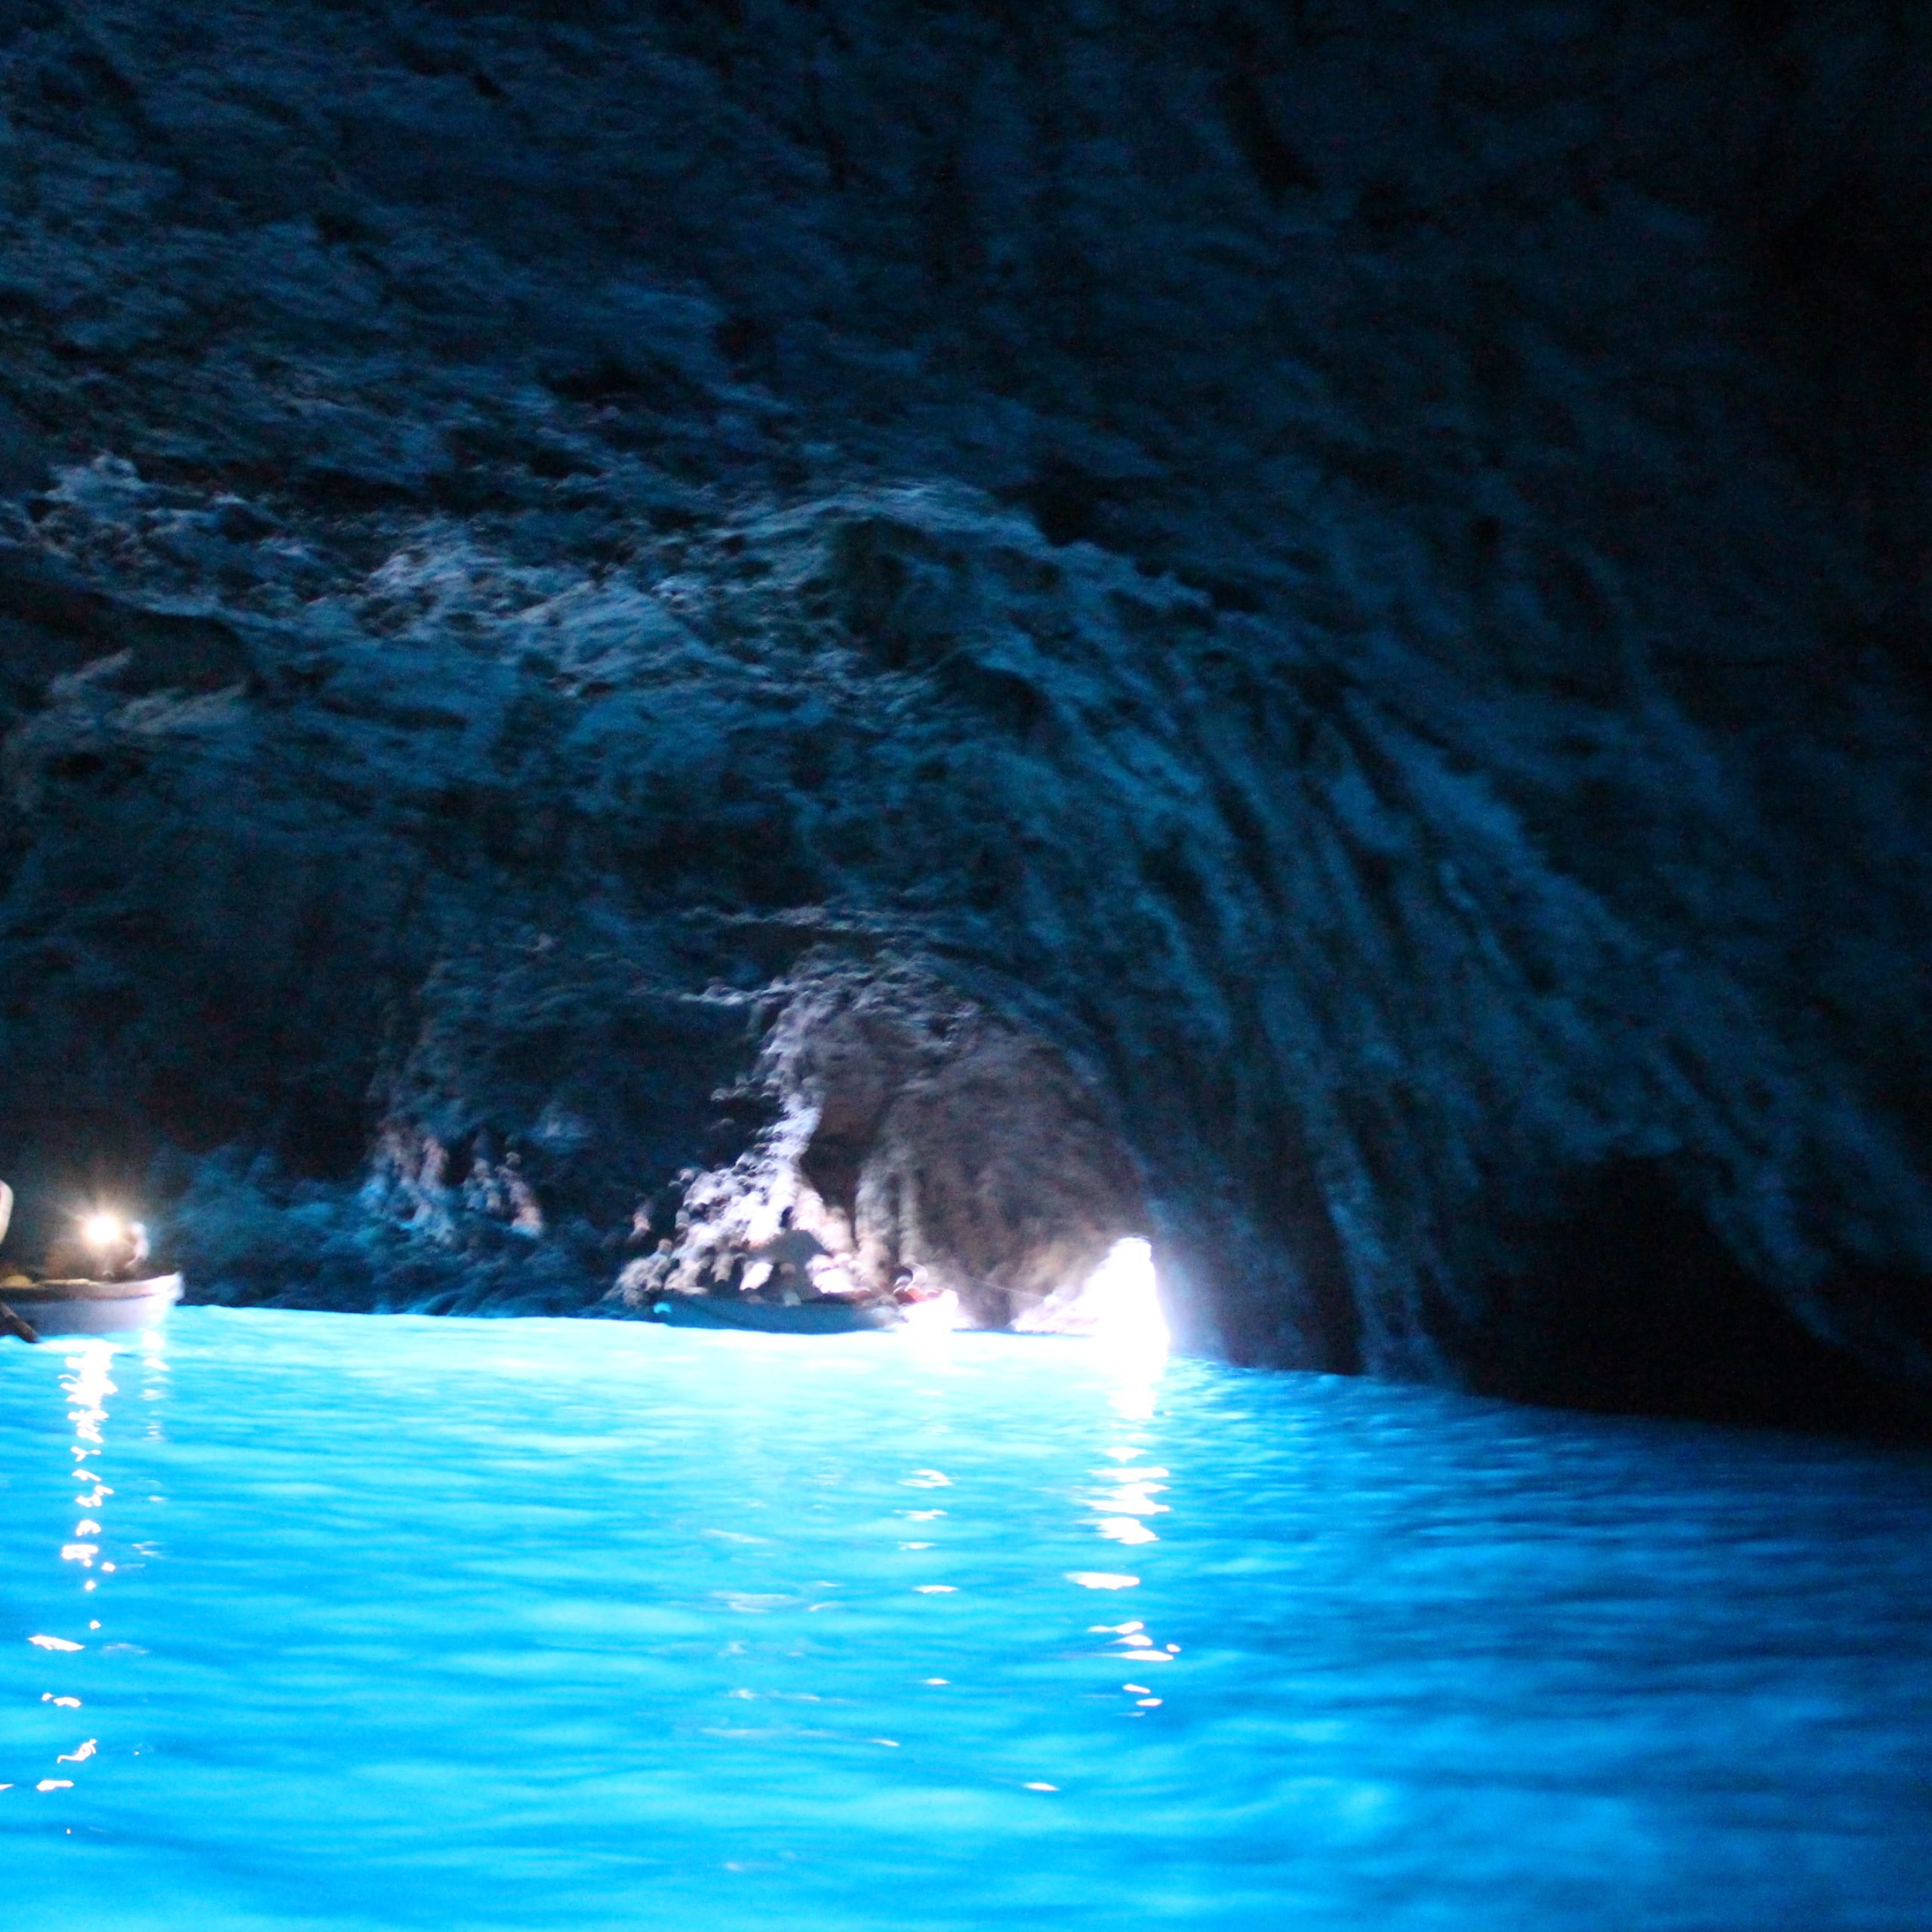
top-left (0, 1), bottom-right (1927, 1433)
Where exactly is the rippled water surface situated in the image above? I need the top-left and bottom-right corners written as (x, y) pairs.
top-left (5, 1310), bottom-right (1932, 1930)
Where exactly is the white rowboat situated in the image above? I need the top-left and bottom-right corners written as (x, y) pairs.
top-left (0, 1274), bottom-right (183, 1340)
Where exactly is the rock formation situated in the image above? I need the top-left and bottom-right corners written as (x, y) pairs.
top-left (0, 1), bottom-right (1927, 1428)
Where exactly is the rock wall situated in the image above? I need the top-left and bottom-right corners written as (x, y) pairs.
top-left (0, 0), bottom-right (1927, 1426)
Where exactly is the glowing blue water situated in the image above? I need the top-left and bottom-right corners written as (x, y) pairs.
top-left (5, 1310), bottom-right (1931, 1930)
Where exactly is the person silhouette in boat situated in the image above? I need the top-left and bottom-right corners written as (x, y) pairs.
top-left (0, 1180), bottom-right (33, 1292)
top-left (746, 1207), bottom-right (826, 1303)
top-left (45, 1210), bottom-right (150, 1282)
top-left (0, 1182), bottom-right (32, 1343)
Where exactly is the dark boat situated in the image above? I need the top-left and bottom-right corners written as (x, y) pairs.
top-left (641, 1294), bottom-right (900, 1335)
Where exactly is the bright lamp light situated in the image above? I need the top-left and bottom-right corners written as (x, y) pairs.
top-left (82, 1213), bottom-right (125, 1252)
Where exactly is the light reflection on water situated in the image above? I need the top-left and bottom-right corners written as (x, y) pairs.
top-left (2, 1308), bottom-right (1931, 1930)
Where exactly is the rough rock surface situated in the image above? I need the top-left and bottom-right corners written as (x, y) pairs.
top-left (0, 1), bottom-right (1928, 1428)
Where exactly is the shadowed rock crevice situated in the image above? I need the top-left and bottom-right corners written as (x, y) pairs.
top-left (1443, 1159), bottom-right (1932, 1435)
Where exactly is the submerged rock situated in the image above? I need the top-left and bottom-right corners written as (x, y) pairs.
top-left (0, 2), bottom-right (1927, 1429)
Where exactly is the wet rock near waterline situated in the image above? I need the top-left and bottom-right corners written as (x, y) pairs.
top-left (0, 2), bottom-right (1927, 1429)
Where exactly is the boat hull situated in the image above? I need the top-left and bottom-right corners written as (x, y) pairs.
top-left (643, 1295), bottom-right (900, 1335)
top-left (0, 1274), bottom-right (183, 1338)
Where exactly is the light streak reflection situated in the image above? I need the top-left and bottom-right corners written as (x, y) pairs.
top-left (18, 1340), bottom-right (127, 1801)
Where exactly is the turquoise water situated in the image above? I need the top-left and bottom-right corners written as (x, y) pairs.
top-left (4, 1311), bottom-right (1931, 1930)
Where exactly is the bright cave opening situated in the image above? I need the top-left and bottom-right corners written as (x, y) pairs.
top-left (624, 978), bottom-right (1168, 1348)
top-left (1015, 1236), bottom-right (1170, 1354)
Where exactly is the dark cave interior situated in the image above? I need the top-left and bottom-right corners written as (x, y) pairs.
top-left (0, 0), bottom-right (1926, 1434)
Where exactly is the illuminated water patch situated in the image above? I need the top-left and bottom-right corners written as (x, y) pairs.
top-left (3, 1310), bottom-right (1931, 1930)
